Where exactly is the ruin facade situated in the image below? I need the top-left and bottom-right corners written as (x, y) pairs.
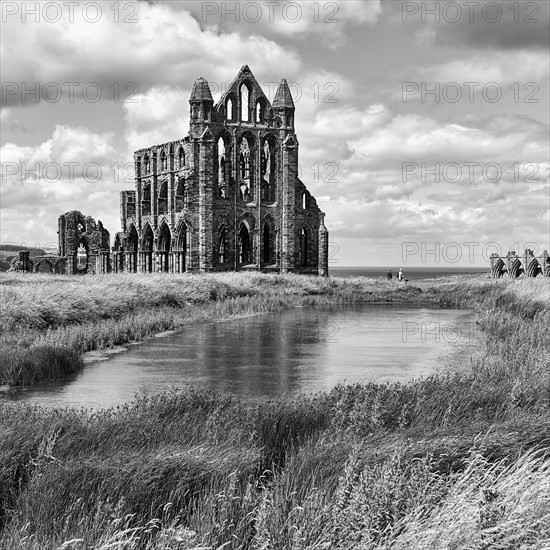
top-left (9, 210), bottom-right (110, 274)
top-left (112, 65), bottom-right (329, 275)
top-left (490, 249), bottom-right (550, 278)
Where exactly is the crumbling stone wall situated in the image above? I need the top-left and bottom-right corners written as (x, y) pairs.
top-left (58, 211), bottom-right (111, 274)
top-left (9, 212), bottom-right (110, 274)
top-left (490, 249), bottom-right (549, 278)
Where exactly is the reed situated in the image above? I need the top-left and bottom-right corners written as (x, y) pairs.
top-left (0, 274), bottom-right (548, 549)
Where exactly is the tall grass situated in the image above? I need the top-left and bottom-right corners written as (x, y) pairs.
top-left (0, 274), bottom-right (548, 548)
top-left (1, 272), bottom-right (433, 386)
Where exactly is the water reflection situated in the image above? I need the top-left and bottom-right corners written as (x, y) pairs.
top-left (1, 304), bottom-right (479, 408)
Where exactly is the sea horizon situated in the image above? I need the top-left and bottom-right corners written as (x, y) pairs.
top-left (329, 266), bottom-right (490, 280)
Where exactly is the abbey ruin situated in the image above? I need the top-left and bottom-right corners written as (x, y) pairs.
top-left (113, 65), bottom-right (329, 275)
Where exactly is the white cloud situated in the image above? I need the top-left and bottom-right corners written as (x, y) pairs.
top-left (1, 2), bottom-right (301, 107)
top-left (1, 125), bottom-right (123, 244)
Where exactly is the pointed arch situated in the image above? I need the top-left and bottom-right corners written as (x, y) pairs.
top-left (175, 177), bottom-right (186, 211)
top-left (128, 224), bottom-right (139, 272)
top-left (526, 259), bottom-right (541, 278)
top-left (158, 180), bottom-right (168, 214)
top-left (217, 134), bottom-right (229, 198)
top-left (238, 222), bottom-right (252, 265)
top-left (160, 150), bottom-right (167, 171)
top-left (300, 225), bottom-right (313, 267)
top-left (509, 258), bottom-right (523, 278)
top-left (238, 132), bottom-right (255, 202)
top-left (175, 219), bottom-right (189, 272)
top-left (262, 216), bottom-right (276, 265)
top-left (76, 238), bottom-right (89, 273)
top-left (178, 147), bottom-right (185, 169)
top-left (142, 223), bottom-right (154, 273)
top-left (255, 97), bottom-right (267, 123)
top-left (491, 258), bottom-right (505, 278)
top-left (169, 143), bottom-right (174, 171)
top-left (226, 94), bottom-right (236, 121)
top-left (218, 225), bottom-right (227, 265)
top-left (143, 154), bottom-right (150, 174)
top-left (142, 182), bottom-right (152, 216)
top-left (240, 83), bottom-right (250, 122)
top-left (158, 222), bottom-right (172, 272)
top-left (261, 134), bottom-right (277, 203)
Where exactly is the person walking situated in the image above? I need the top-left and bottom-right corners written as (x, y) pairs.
top-left (398, 268), bottom-right (404, 282)
top-left (387, 268), bottom-right (393, 280)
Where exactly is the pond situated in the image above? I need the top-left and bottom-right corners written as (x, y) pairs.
top-left (1, 304), bottom-right (481, 408)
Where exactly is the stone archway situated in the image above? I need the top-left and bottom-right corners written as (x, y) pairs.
top-left (76, 238), bottom-right (89, 273)
top-left (142, 225), bottom-right (154, 273)
top-left (239, 222), bottom-right (252, 265)
top-left (158, 223), bottom-right (172, 272)
top-left (175, 221), bottom-right (188, 273)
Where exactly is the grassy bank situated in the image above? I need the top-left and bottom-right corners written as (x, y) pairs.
top-left (2, 272), bottom-right (427, 387)
top-left (0, 274), bottom-right (549, 549)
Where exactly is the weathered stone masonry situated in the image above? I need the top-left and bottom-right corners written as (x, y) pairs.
top-left (112, 65), bottom-right (329, 275)
top-left (490, 249), bottom-right (550, 278)
top-left (9, 210), bottom-right (110, 274)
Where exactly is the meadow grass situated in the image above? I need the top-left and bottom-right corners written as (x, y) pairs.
top-left (2, 272), bottom-right (428, 386)
top-left (0, 274), bottom-right (548, 549)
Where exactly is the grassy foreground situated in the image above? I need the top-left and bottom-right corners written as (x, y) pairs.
top-left (0, 273), bottom-right (549, 549)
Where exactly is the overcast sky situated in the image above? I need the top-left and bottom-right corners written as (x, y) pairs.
top-left (1, 0), bottom-right (549, 267)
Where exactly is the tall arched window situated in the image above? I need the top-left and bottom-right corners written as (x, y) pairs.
top-left (227, 98), bottom-right (234, 121)
top-left (239, 223), bottom-right (251, 264)
top-left (256, 100), bottom-right (265, 123)
top-left (175, 178), bottom-right (185, 210)
top-left (300, 227), bottom-right (309, 267)
top-left (76, 241), bottom-right (88, 271)
top-left (263, 223), bottom-right (271, 263)
top-left (239, 138), bottom-right (250, 180)
top-left (158, 181), bottom-right (168, 214)
top-left (218, 137), bottom-right (226, 198)
top-left (302, 192), bottom-right (308, 210)
top-left (218, 225), bottom-right (226, 264)
top-left (143, 155), bottom-right (150, 174)
top-left (240, 84), bottom-right (250, 122)
top-left (142, 183), bottom-right (151, 216)
top-left (262, 138), bottom-right (276, 202)
top-left (161, 151), bottom-right (167, 171)
top-left (178, 148), bottom-right (185, 169)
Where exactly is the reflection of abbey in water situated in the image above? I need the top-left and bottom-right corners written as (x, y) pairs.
top-left (113, 65), bottom-right (329, 275)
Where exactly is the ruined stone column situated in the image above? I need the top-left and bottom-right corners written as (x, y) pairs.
top-left (198, 129), bottom-right (214, 272)
top-left (281, 134), bottom-right (297, 272)
top-left (318, 213), bottom-right (329, 277)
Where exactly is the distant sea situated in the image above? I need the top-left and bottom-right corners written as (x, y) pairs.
top-left (329, 266), bottom-right (490, 280)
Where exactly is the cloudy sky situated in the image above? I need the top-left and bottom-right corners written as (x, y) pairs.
top-left (1, 0), bottom-right (549, 267)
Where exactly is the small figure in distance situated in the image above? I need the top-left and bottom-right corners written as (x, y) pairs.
top-left (398, 268), bottom-right (404, 282)
top-left (387, 268), bottom-right (393, 280)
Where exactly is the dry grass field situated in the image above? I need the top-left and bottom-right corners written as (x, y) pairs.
top-left (0, 273), bottom-right (548, 549)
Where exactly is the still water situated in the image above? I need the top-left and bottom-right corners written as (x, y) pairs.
top-left (2, 304), bottom-right (480, 409)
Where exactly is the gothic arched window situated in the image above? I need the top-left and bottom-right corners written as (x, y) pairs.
top-left (218, 225), bottom-right (226, 264)
top-left (178, 148), bottom-right (185, 169)
top-left (218, 137), bottom-right (226, 198)
top-left (240, 84), bottom-right (250, 122)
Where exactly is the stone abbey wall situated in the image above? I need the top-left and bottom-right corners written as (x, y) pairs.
top-left (112, 65), bottom-right (329, 276)
top-left (490, 249), bottom-right (550, 278)
top-left (9, 210), bottom-right (110, 274)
